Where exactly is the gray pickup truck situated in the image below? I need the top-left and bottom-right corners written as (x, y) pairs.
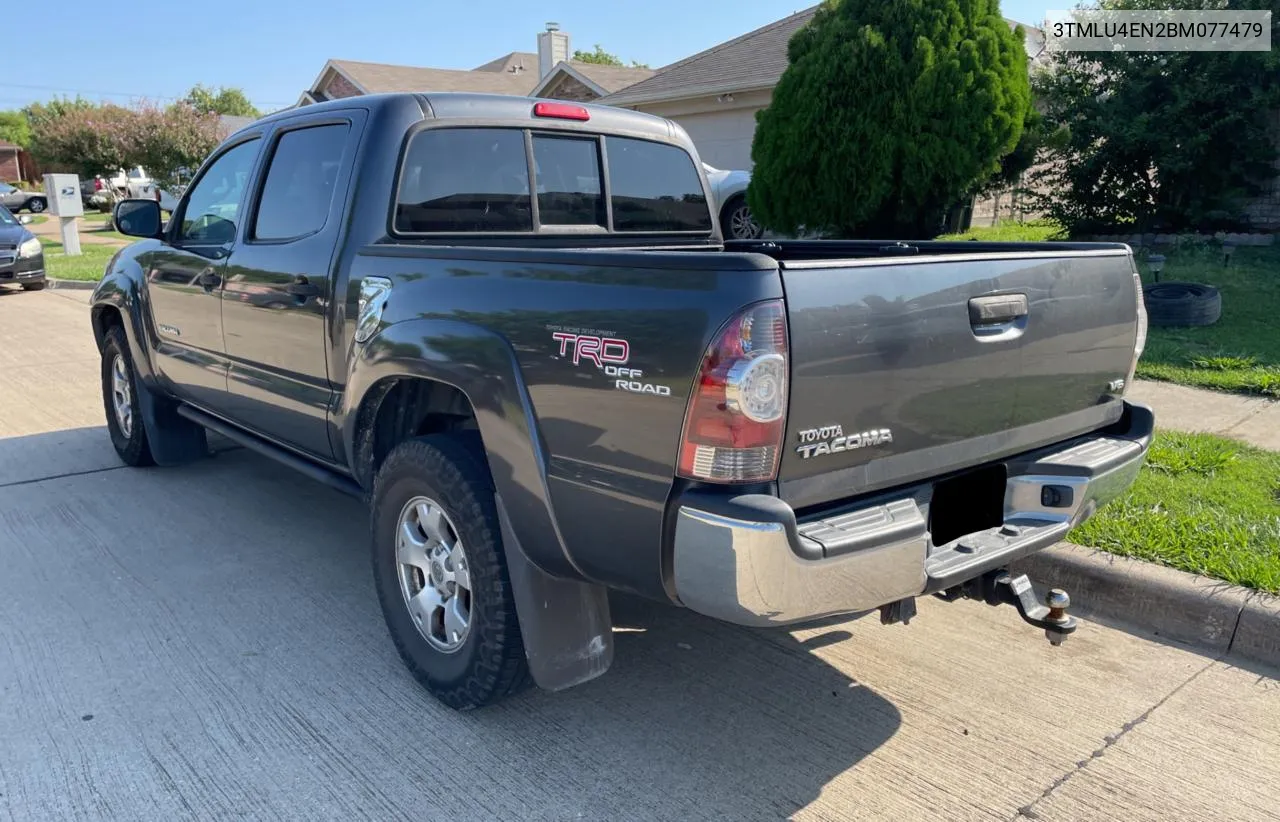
top-left (94, 92), bottom-right (1152, 710)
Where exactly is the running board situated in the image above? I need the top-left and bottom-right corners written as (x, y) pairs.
top-left (176, 405), bottom-right (364, 498)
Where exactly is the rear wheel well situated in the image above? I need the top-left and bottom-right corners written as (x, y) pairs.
top-left (354, 378), bottom-right (481, 488)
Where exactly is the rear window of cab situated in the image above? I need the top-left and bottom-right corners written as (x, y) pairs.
top-left (394, 127), bottom-right (713, 235)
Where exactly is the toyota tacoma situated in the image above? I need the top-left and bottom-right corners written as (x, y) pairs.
top-left (93, 93), bottom-right (1152, 709)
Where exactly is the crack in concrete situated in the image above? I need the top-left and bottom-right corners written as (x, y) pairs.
top-left (0, 464), bottom-right (130, 490)
top-left (1011, 658), bottom-right (1217, 820)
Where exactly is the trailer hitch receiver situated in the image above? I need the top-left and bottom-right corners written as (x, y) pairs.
top-left (971, 570), bottom-right (1078, 645)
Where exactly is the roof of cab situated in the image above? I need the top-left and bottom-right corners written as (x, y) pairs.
top-left (233, 92), bottom-right (681, 144)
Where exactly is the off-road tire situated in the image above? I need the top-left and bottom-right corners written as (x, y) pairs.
top-left (1143, 282), bottom-right (1222, 327)
top-left (101, 325), bottom-right (155, 466)
top-left (371, 434), bottom-right (530, 710)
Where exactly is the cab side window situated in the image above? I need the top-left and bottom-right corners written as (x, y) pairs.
top-left (253, 124), bottom-right (350, 241)
top-left (178, 139), bottom-right (260, 245)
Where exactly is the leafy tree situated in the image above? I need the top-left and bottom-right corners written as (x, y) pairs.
top-left (183, 84), bottom-right (261, 118)
top-left (748, 0), bottom-right (1031, 238)
top-left (0, 111), bottom-right (31, 149)
top-left (29, 100), bottom-right (220, 190)
top-left (133, 102), bottom-right (223, 189)
top-left (1032, 0), bottom-right (1280, 233)
top-left (22, 96), bottom-right (96, 131)
top-left (572, 44), bottom-right (649, 69)
top-left (28, 103), bottom-right (135, 180)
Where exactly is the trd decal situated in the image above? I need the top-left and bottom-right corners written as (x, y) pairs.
top-left (552, 332), bottom-right (630, 367)
top-left (549, 330), bottom-right (671, 397)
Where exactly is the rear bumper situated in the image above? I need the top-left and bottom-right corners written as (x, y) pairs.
top-left (671, 402), bottom-right (1154, 627)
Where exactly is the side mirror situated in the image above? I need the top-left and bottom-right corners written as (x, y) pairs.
top-left (115, 198), bottom-right (163, 239)
top-left (17, 214), bottom-right (31, 225)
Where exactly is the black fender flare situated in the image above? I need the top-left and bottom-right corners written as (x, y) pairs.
top-left (343, 318), bottom-right (614, 691)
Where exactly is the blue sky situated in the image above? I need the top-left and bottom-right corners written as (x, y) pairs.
top-left (3, 0), bottom-right (1050, 113)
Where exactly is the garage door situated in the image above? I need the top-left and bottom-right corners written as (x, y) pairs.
top-left (669, 108), bottom-right (761, 171)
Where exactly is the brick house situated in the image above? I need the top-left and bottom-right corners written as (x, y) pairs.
top-left (296, 24), bottom-right (653, 108)
top-left (0, 141), bottom-right (22, 182)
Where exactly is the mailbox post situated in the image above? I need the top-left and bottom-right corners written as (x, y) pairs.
top-left (42, 173), bottom-right (84, 256)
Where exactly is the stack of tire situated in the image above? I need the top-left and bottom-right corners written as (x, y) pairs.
top-left (1142, 282), bottom-right (1222, 327)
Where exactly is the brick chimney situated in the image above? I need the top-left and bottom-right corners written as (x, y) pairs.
top-left (537, 22), bottom-right (570, 79)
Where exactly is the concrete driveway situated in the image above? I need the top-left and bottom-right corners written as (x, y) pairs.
top-left (1, 286), bottom-right (1278, 821)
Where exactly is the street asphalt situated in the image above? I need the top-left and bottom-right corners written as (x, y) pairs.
top-left (1, 285), bottom-right (1278, 821)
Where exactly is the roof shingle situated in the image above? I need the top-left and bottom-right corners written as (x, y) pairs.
top-left (600, 7), bottom-right (818, 106)
top-left (570, 63), bottom-right (656, 93)
top-left (331, 59), bottom-right (537, 96)
top-left (473, 51), bottom-right (538, 74)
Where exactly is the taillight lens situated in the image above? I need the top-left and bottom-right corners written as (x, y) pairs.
top-left (1126, 265), bottom-right (1147, 392)
top-left (677, 300), bottom-right (789, 483)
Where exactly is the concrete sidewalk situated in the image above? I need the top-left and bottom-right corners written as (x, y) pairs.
top-left (29, 215), bottom-right (129, 247)
top-left (1128, 379), bottom-right (1280, 450)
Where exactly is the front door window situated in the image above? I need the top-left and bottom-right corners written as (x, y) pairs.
top-left (178, 140), bottom-right (260, 246)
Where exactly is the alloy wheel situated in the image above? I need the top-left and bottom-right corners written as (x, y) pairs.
top-left (396, 496), bottom-right (472, 653)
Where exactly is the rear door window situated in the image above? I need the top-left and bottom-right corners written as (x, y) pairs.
top-left (396, 128), bottom-right (532, 233)
top-left (253, 123), bottom-right (350, 241)
top-left (605, 136), bottom-right (712, 232)
top-left (532, 135), bottom-right (604, 227)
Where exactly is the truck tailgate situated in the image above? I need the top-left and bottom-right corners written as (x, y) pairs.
top-left (777, 249), bottom-right (1139, 510)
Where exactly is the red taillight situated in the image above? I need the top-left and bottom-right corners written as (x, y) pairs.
top-left (677, 300), bottom-right (789, 483)
top-left (533, 101), bottom-right (590, 121)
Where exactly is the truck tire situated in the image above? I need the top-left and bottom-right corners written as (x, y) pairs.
top-left (101, 325), bottom-right (156, 467)
top-left (21, 280), bottom-right (46, 291)
top-left (1143, 282), bottom-right (1222, 327)
top-left (370, 434), bottom-right (530, 710)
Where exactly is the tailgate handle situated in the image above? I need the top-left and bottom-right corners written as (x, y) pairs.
top-left (968, 294), bottom-right (1028, 326)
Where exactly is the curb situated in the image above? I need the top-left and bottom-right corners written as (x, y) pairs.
top-left (47, 278), bottom-right (98, 291)
top-left (1013, 543), bottom-right (1280, 671)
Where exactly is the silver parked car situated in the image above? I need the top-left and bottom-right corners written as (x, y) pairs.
top-left (702, 163), bottom-right (762, 240)
top-left (0, 182), bottom-right (47, 214)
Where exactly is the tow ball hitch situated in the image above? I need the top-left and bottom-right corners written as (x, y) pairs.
top-left (941, 570), bottom-right (1078, 645)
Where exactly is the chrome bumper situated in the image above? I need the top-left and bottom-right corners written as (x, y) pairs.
top-left (672, 403), bottom-right (1153, 627)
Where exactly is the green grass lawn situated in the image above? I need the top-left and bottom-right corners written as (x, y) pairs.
top-left (29, 214), bottom-right (49, 225)
top-left (1070, 430), bottom-right (1280, 594)
top-left (38, 238), bottom-right (119, 281)
top-left (938, 219), bottom-right (1065, 242)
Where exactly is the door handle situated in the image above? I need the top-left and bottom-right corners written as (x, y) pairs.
top-left (968, 294), bottom-right (1028, 326)
top-left (196, 269), bottom-right (222, 291)
top-left (285, 277), bottom-right (321, 299)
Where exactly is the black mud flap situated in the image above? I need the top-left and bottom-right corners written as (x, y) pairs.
top-left (135, 378), bottom-right (208, 466)
top-left (495, 494), bottom-right (614, 691)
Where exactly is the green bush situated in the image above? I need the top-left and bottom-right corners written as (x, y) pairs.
top-left (748, 0), bottom-right (1031, 238)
